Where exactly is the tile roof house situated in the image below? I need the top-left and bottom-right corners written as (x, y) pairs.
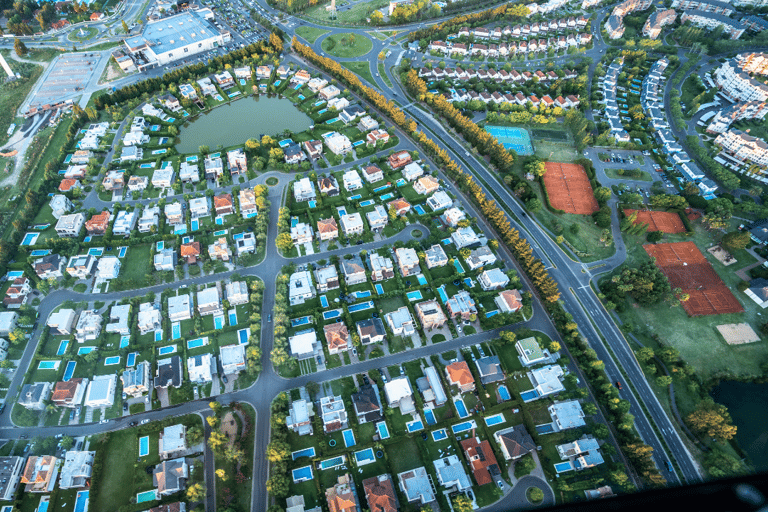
top-left (153, 458), bottom-right (188, 496)
top-left (362, 474), bottom-right (400, 512)
top-left (213, 193), bottom-right (234, 216)
top-left (388, 151), bottom-right (412, 170)
top-left (326, 474), bottom-right (359, 512)
top-left (318, 176), bottom-right (340, 196)
top-left (415, 300), bottom-right (447, 330)
top-left (352, 384), bottom-right (382, 423)
top-left (317, 218), bottom-right (339, 241)
top-left (414, 175), bottom-right (439, 195)
top-left (494, 425), bottom-right (536, 460)
top-left (52, 378), bottom-right (87, 408)
top-left (180, 242), bottom-right (201, 264)
top-left (324, 322), bottom-right (350, 354)
top-left (356, 317), bottom-right (386, 345)
top-left (388, 198), bottom-right (411, 217)
top-left (495, 289), bottom-right (523, 313)
top-left (461, 437), bottom-right (501, 486)
top-left (21, 456), bottom-right (58, 493)
top-left (208, 237), bottom-right (232, 261)
top-left (363, 165), bottom-right (384, 183)
top-left (446, 361), bottom-right (475, 393)
top-left (85, 211), bottom-right (110, 235)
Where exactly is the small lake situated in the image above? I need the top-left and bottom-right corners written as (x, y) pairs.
top-left (710, 380), bottom-right (768, 471)
top-left (174, 95), bottom-right (313, 154)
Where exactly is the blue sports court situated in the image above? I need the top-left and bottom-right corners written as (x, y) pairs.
top-left (485, 126), bottom-right (534, 155)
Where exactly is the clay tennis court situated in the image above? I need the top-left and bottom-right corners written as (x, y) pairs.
top-left (645, 242), bottom-right (743, 316)
top-left (624, 209), bottom-right (686, 234)
top-left (542, 162), bottom-right (599, 215)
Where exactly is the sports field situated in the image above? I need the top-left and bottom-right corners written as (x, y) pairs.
top-left (644, 242), bottom-right (743, 317)
top-left (485, 125), bottom-right (534, 155)
top-left (542, 162), bottom-right (598, 215)
top-left (624, 209), bottom-right (686, 234)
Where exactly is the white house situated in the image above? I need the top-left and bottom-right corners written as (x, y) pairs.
top-left (83, 374), bottom-right (117, 408)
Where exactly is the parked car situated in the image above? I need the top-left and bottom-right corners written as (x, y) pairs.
top-left (616, 381), bottom-right (623, 390)
top-left (140, 419), bottom-right (150, 425)
top-left (129, 421), bottom-right (138, 426)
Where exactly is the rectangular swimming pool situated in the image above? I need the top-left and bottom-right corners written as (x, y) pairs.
top-left (360, 199), bottom-right (375, 207)
top-left (154, 330), bottom-right (163, 342)
top-left (348, 194), bottom-right (362, 200)
top-left (337, 207), bottom-right (347, 217)
top-left (451, 420), bottom-right (477, 434)
top-left (348, 301), bottom-right (374, 313)
top-left (228, 310), bottom-right (238, 326)
top-left (320, 295), bottom-right (329, 308)
top-left (372, 184), bottom-right (390, 193)
top-left (118, 246), bottom-right (128, 258)
top-left (158, 345), bottom-right (177, 356)
top-left (308, 200), bottom-right (317, 208)
top-left (520, 390), bottom-right (540, 402)
top-left (424, 408), bottom-right (437, 425)
top-left (120, 335), bottom-right (130, 348)
top-left (395, 178), bottom-right (406, 187)
top-left (432, 429), bottom-right (448, 441)
top-left (187, 337), bottom-right (207, 349)
top-left (406, 290), bottom-right (423, 301)
top-left (442, 238), bottom-right (452, 245)
top-left (292, 465), bottom-right (313, 483)
top-left (104, 356), bottom-right (121, 366)
top-left (376, 421), bottom-right (390, 440)
top-left (238, 328), bottom-right (251, 345)
top-left (136, 490), bottom-right (158, 503)
top-left (291, 316), bottom-right (312, 327)
top-left (375, 284), bottom-right (384, 295)
top-left (342, 429), bottom-right (356, 448)
top-left (354, 290), bottom-right (372, 299)
top-left (139, 436), bottom-right (150, 457)
top-left (497, 385), bottom-right (511, 401)
top-left (156, 241), bottom-right (164, 251)
top-left (455, 399), bottom-right (470, 418)
top-left (172, 322), bottom-right (181, 340)
top-left (322, 309), bottom-right (342, 320)
top-left (354, 448), bottom-right (376, 466)
top-left (406, 419), bottom-right (424, 432)
top-left (88, 247), bottom-right (104, 257)
top-left (536, 424), bottom-right (555, 434)
top-left (74, 490), bottom-right (89, 512)
top-left (63, 361), bottom-right (76, 381)
top-left (554, 462), bottom-right (573, 473)
top-left (56, 340), bottom-right (69, 356)
top-left (485, 413), bottom-right (505, 426)
top-left (213, 229), bottom-right (228, 236)
top-left (319, 456), bottom-right (345, 470)
top-left (437, 285), bottom-right (448, 303)
top-left (191, 219), bottom-right (199, 231)
top-left (414, 205), bottom-right (426, 215)
top-left (38, 361), bottom-right (59, 370)
top-left (380, 193), bottom-right (394, 201)
top-left (127, 352), bottom-right (137, 367)
top-left (29, 250), bottom-right (51, 257)
top-left (77, 346), bottom-right (95, 355)
top-left (417, 274), bottom-right (428, 286)
top-left (291, 447), bottom-right (316, 460)
top-left (214, 315), bottom-right (225, 330)
top-left (453, 260), bottom-right (465, 274)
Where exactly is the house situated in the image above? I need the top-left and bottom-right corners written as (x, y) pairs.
top-left (479, 268), bottom-right (510, 291)
top-left (328, 96), bottom-right (350, 111)
top-left (388, 151), bottom-right (412, 170)
top-left (294, 177), bottom-right (316, 202)
top-left (516, 336), bottom-right (555, 366)
top-left (745, 278), bottom-right (768, 308)
top-left (443, 207), bottom-right (466, 227)
top-left (395, 247), bottom-right (420, 276)
top-left (160, 424), bottom-right (188, 459)
top-left (363, 165), bottom-right (384, 183)
top-left (136, 303), bottom-right (161, 334)
top-left (476, 355), bottom-right (504, 385)
top-left (122, 361), bottom-right (150, 397)
top-left (286, 399), bottom-right (313, 435)
top-left (352, 384), bottom-right (382, 423)
top-left (445, 361), bottom-right (475, 392)
top-left (324, 132), bottom-right (352, 155)
top-left (3, 277), bottom-right (30, 309)
top-left (303, 140), bottom-right (323, 160)
top-left (414, 300), bottom-right (446, 330)
top-left (326, 474), bottom-right (359, 512)
top-left (35, 254), bottom-right (65, 280)
top-left (214, 70), bottom-right (234, 88)
top-left (214, 193), bottom-right (234, 216)
top-left (225, 281), bottom-right (249, 306)
top-left (384, 376), bottom-right (415, 413)
top-left (451, 226), bottom-right (482, 249)
top-left (120, 146), bottom-right (143, 162)
top-left (21, 456), bottom-right (58, 493)
top-left (0, 456), bottom-right (24, 501)
top-left (388, 198), bottom-right (411, 217)
top-left (357, 115), bottom-right (379, 132)
top-left (154, 248), bottom-right (177, 272)
top-left (324, 322), bottom-right (350, 354)
top-left (83, 374), bottom-right (117, 408)
top-left (156, 356), bottom-right (183, 389)
top-left (18, 382), bottom-right (52, 410)
top-left (291, 69), bottom-right (310, 83)
top-left (315, 265), bottom-right (340, 292)
top-left (101, 170), bottom-right (125, 192)
top-left (289, 330), bottom-right (318, 360)
top-left (106, 304), bottom-right (131, 334)
top-left (180, 242), bottom-right (201, 265)
top-left (153, 458), bottom-right (188, 496)
top-left (425, 244), bottom-right (448, 269)
top-left (168, 294), bottom-right (192, 322)
top-left (138, 206), bottom-right (160, 233)
top-left (0, 312), bottom-right (16, 338)
top-left (204, 155), bottom-right (224, 181)
top-left (342, 257), bottom-right (366, 285)
top-left (369, 253), bottom-right (394, 282)
top-left (313, 218), bottom-right (337, 242)
top-left (113, 209), bottom-right (137, 236)
top-left (189, 197), bottom-right (209, 218)
top-left (414, 175), bottom-right (439, 195)
top-left (47, 308), bottom-right (76, 335)
top-left (75, 310), bottom-right (102, 343)
top-left (208, 237), bottom-right (232, 261)
top-left (289, 270), bottom-right (315, 306)
top-left (220, 344), bottom-right (246, 374)
top-left (49, 195), bottom-right (72, 219)
top-left (284, 143), bottom-right (305, 164)
top-left (526, 364), bottom-right (565, 400)
top-left (466, 246), bottom-right (497, 271)
top-left (494, 425), bottom-right (536, 460)
top-left (96, 256), bottom-right (121, 280)
top-left (385, 307), bottom-right (415, 337)
top-left (434, 455), bottom-right (472, 492)
top-left (164, 203), bottom-right (184, 225)
top-left (362, 474), bottom-right (399, 512)
top-left (188, 353), bottom-right (215, 384)
top-left (239, 189), bottom-right (258, 218)
top-left (357, 317), bottom-right (386, 345)
top-left (366, 129), bottom-right (390, 147)
top-left (256, 65), bottom-right (273, 80)
top-left (426, 191), bottom-right (452, 212)
top-left (340, 105), bottom-right (365, 124)
top-left (445, 291), bottom-right (477, 320)
top-left (343, 170), bottom-right (363, 191)
top-left (197, 287), bottom-right (222, 316)
top-left (556, 436), bottom-right (604, 470)
top-left (227, 149), bottom-right (247, 175)
top-left (397, 467), bottom-right (435, 505)
top-left (549, 400), bottom-right (586, 431)
top-left (179, 161), bottom-right (199, 183)
top-left (55, 213), bottom-right (85, 237)
top-left (320, 395), bottom-right (348, 433)
top-left (496, 289), bottom-right (523, 314)
top-left (318, 84), bottom-right (341, 100)
top-left (403, 162), bottom-right (424, 182)
top-left (59, 451), bottom-right (95, 489)
top-left (318, 176), bottom-right (340, 196)
top-left (461, 437), bottom-right (501, 486)
top-left (340, 212), bottom-right (364, 236)
top-left (366, 205), bottom-right (388, 230)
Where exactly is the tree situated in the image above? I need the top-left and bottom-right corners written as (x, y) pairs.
top-left (528, 488), bottom-right (544, 503)
top-left (646, 231), bottom-right (663, 243)
top-left (525, 197), bottom-right (542, 213)
top-left (721, 231), bottom-right (750, 251)
top-left (500, 331), bottom-right (516, 344)
top-left (582, 402), bottom-right (597, 415)
top-left (60, 435), bottom-right (74, 450)
top-left (548, 341), bottom-right (560, 352)
top-left (452, 494), bottom-right (473, 512)
top-left (14, 38), bottom-right (27, 57)
top-left (122, 20), bottom-right (129, 33)
top-left (656, 375), bottom-right (673, 387)
top-left (267, 441), bottom-right (291, 462)
top-left (636, 347), bottom-right (655, 364)
top-left (687, 398), bottom-right (737, 441)
top-left (215, 468), bottom-right (228, 481)
top-left (208, 431), bottom-right (228, 452)
top-left (84, 349), bottom-right (99, 363)
top-left (187, 426), bottom-right (204, 445)
top-left (275, 233), bottom-right (294, 252)
top-left (8, 328), bottom-right (25, 345)
top-left (266, 474), bottom-right (290, 498)
top-left (593, 424), bottom-right (610, 439)
top-left (186, 483), bottom-right (206, 502)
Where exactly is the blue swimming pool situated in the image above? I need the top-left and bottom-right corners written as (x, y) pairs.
top-left (406, 290), bottom-right (423, 301)
top-left (37, 499), bottom-right (49, 512)
top-left (156, 241), bottom-right (164, 251)
top-left (216, 217), bottom-right (224, 225)
top-left (322, 309), bottom-right (342, 320)
top-left (375, 284), bottom-right (384, 295)
top-left (5, 271), bottom-right (23, 279)
top-left (187, 337), bottom-right (206, 349)
top-left (354, 290), bottom-right (372, 299)
top-left (118, 246), bottom-right (128, 258)
top-left (77, 347), bottom-right (95, 355)
top-left (38, 361), bottom-right (58, 370)
top-left (536, 424), bottom-right (555, 434)
top-left (140, 163), bottom-right (154, 169)
top-left (292, 447), bottom-right (316, 460)
top-left (63, 361), bottom-right (76, 381)
top-left (127, 352), bottom-right (137, 367)
top-left (213, 229), bottom-right (227, 236)
top-left (120, 335), bottom-right (130, 348)
top-left (455, 399), bottom-right (470, 418)
top-left (417, 274), bottom-right (428, 286)
top-left (30, 249), bottom-right (51, 257)
top-left (406, 419), bottom-right (424, 432)
top-left (380, 193), bottom-right (394, 201)
top-left (360, 199), bottom-right (375, 207)
top-left (348, 301), bottom-right (374, 313)
top-left (432, 429), bottom-right (448, 441)
top-left (139, 436), bottom-right (150, 457)
top-left (171, 322), bottom-right (181, 340)
top-left (352, 140), bottom-right (364, 147)
top-left (486, 310), bottom-right (499, 318)
top-left (174, 225), bottom-right (187, 235)
top-left (191, 219), bottom-right (199, 231)
top-left (88, 247), bottom-right (104, 256)
top-left (136, 490), bottom-right (157, 503)
top-left (154, 330), bottom-right (163, 342)
top-left (56, 340), bottom-right (69, 356)
top-left (498, 385), bottom-right (511, 401)
top-left (20, 233), bottom-right (40, 246)
top-left (442, 238), bottom-right (452, 246)
top-left (308, 200), bottom-right (317, 208)
top-left (238, 328), bottom-right (250, 345)
top-left (349, 194), bottom-right (362, 200)
top-left (453, 260), bottom-right (465, 274)
top-left (338, 207), bottom-right (347, 216)
top-left (228, 310), bottom-right (238, 326)
top-left (372, 184), bottom-right (390, 193)
top-left (520, 390), bottom-right (540, 402)
top-left (377, 421), bottom-right (390, 439)
top-left (292, 465), bottom-right (314, 483)
top-left (485, 413), bottom-right (505, 426)
top-left (424, 408), bottom-right (437, 425)
top-left (463, 278), bottom-right (474, 288)
top-left (395, 178), bottom-right (406, 187)
top-left (186, 155), bottom-right (198, 162)
top-left (320, 295), bottom-right (329, 308)
top-left (354, 448), bottom-right (375, 465)
top-left (158, 345), bottom-right (176, 356)
top-left (342, 429), bottom-right (356, 448)
top-left (451, 420), bottom-right (477, 434)
top-left (104, 356), bottom-right (121, 366)
top-left (291, 316), bottom-right (312, 327)
top-left (414, 205), bottom-right (426, 215)
top-left (554, 462), bottom-right (574, 473)
top-left (319, 456), bottom-right (345, 470)
top-left (74, 490), bottom-right (89, 512)
top-left (214, 315), bottom-right (225, 330)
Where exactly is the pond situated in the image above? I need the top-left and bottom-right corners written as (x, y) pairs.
top-left (174, 95), bottom-right (313, 154)
top-left (710, 380), bottom-right (768, 471)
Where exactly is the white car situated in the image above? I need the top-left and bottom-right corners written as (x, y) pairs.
top-left (140, 419), bottom-right (150, 425)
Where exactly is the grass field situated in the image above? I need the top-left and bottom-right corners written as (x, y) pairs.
top-left (534, 139), bottom-right (579, 162)
top-left (604, 168), bottom-right (653, 181)
top-left (0, 52), bottom-right (43, 147)
top-left (295, 26), bottom-right (330, 43)
top-left (378, 62), bottom-right (392, 87)
top-left (321, 32), bottom-right (373, 58)
top-left (342, 61), bottom-right (375, 86)
top-left (304, 0), bottom-right (387, 24)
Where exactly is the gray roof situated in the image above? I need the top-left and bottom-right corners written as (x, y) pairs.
top-left (156, 356), bottom-right (182, 388)
top-left (475, 356), bottom-right (504, 384)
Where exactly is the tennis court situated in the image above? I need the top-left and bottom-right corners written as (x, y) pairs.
top-left (485, 125), bottom-right (534, 155)
top-left (644, 242), bottom-right (743, 316)
top-left (624, 209), bottom-right (685, 234)
top-left (542, 162), bottom-right (599, 215)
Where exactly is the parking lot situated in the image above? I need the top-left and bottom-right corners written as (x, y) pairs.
top-left (27, 52), bottom-right (106, 109)
top-left (584, 147), bottom-right (674, 198)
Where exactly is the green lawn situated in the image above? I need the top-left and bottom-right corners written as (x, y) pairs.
top-left (295, 26), bottom-right (330, 43)
top-left (321, 33), bottom-right (373, 58)
top-left (304, 0), bottom-right (387, 25)
top-left (604, 168), bottom-right (653, 181)
top-left (378, 62), bottom-right (393, 87)
top-left (342, 61), bottom-right (375, 86)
